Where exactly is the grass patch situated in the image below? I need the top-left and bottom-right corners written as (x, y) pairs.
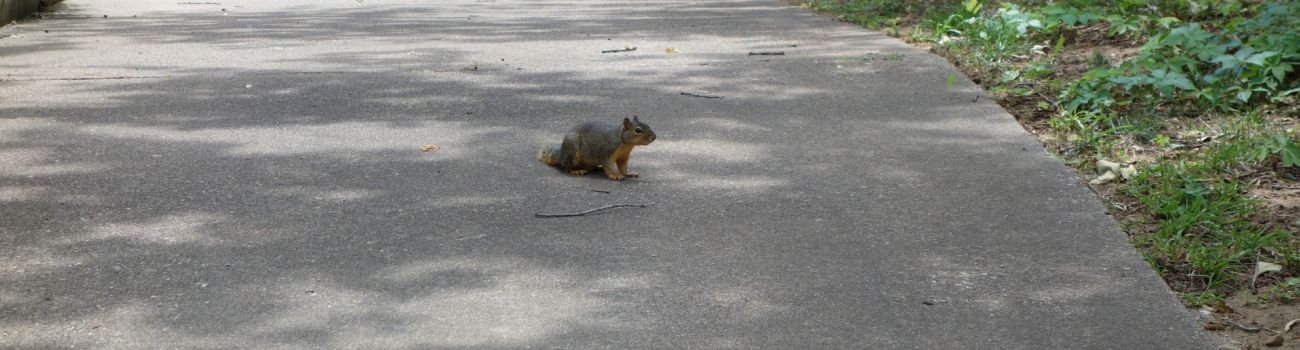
top-left (803, 0), bottom-right (1300, 305)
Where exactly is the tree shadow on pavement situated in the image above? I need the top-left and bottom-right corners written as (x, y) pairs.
top-left (0, 0), bottom-right (1205, 348)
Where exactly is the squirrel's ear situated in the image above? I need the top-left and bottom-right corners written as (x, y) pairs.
top-left (632, 115), bottom-right (640, 122)
top-left (623, 117), bottom-right (633, 129)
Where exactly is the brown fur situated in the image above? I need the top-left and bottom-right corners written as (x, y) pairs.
top-left (538, 116), bottom-right (656, 180)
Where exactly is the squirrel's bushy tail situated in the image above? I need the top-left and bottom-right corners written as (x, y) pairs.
top-left (538, 144), bottom-right (562, 166)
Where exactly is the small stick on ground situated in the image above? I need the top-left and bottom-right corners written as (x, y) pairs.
top-left (535, 204), bottom-right (647, 218)
top-left (1225, 319), bottom-right (1278, 334)
top-left (602, 47), bottom-right (637, 53)
top-left (748, 51), bottom-right (785, 55)
top-left (680, 92), bottom-right (722, 99)
top-left (1251, 255), bottom-right (1261, 289)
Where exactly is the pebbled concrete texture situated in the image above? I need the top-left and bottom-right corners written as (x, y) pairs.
top-left (0, 0), bottom-right (1212, 348)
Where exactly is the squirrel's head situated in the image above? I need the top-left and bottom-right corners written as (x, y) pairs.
top-left (621, 115), bottom-right (656, 146)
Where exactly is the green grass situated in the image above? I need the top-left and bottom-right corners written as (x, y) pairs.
top-left (804, 0), bottom-right (1300, 304)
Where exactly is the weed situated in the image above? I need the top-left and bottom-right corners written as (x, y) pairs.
top-left (802, 0), bottom-right (1300, 305)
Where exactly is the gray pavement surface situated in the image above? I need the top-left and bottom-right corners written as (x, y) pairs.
top-left (1, 0), bottom-right (1212, 348)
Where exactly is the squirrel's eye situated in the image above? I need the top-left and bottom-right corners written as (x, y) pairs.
top-left (634, 127), bottom-right (643, 134)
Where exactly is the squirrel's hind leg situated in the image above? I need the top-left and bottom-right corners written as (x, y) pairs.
top-left (565, 147), bottom-right (595, 176)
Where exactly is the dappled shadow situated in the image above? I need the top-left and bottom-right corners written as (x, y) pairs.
top-left (1, 0), bottom-right (899, 77)
top-left (0, 0), bottom-right (1209, 348)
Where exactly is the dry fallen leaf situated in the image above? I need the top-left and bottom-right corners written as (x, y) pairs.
top-left (1210, 300), bottom-right (1234, 314)
top-left (1090, 171), bottom-right (1118, 185)
top-left (1285, 319), bottom-right (1299, 333)
top-left (1096, 159), bottom-right (1121, 173)
top-left (1252, 260), bottom-right (1284, 289)
top-left (1255, 261), bottom-right (1283, 279)
top-left (1118, 165), bottom-right (1138, 180)
top-left (665, 47), bottom-right (679, 54)
top-left (1030, 44), bottom-right (1048, 55)
top-left (1091, 159), bottom-right (1138, 184)
top-left (1264, 334), bottom-right (1284, 347)
top-left (420, 144), bottom-right (441, 153)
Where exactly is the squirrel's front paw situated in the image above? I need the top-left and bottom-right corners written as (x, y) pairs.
top-left (624, 171), bottom-right (639, 178)
top-left (569, 170), bottom-right (589, 176)
top-left (606, 173), bottom-right (625, 180)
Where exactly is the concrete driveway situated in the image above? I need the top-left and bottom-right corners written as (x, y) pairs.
top-left (0, 0), bottom-right (1210, 348)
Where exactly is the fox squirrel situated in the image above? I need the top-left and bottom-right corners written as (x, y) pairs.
top-left (538, 116), bottom-right (657, 180)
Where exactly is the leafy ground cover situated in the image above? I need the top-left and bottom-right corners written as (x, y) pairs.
top-left (800, 0), bottom-right (1300, 346)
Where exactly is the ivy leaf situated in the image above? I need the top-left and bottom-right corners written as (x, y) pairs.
top-left (1202, 73), bottom-right (1222, 84)
top-left (1108, 75), bottom-right (1142, 90)
top-left (1150, 69), bottom-right (1195, 94)
top-left (1211, 54), bottom-right (1239, 70)
top-left (962, 0), bottom-right (981, 15)
top-left (1181, 178), bottom-right (1210, 198)
top-left (1000, 70), bottom-right (1021, 83)
top-left (1061, 14), bottom-right (1078, 25)
top-left (1271, 65), bottom-right (1292, 82)
top-left (1234, 46), bottom-right (1257, 61)
top-left (1237, 89), bottom-right (1252, 102)
top-left (1168, 74), bottom-right (1194, 90)
top-left (1157, 17), bottom-right (1180, 28)
top-left (1281, 143), bottom-right (1300, 168)
top-left (1245, 51), bottom-right (1277, 66)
